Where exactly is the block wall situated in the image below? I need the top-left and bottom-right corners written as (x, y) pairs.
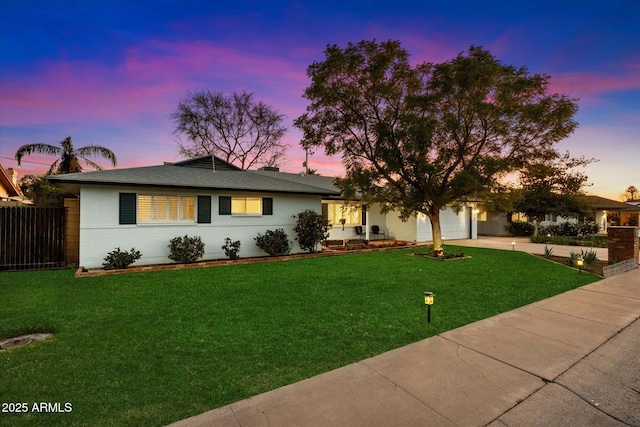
top-left (607, 226), bottom-right (639, 264)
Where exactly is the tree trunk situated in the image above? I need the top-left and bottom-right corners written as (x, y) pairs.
top-left (532, 216), bottom-right (543, 237)
top-left (428, 208), bottom-right (443, 251)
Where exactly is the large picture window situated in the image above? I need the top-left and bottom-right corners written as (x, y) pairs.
top-left (326, 202), bottom-right (361, 226)
top-left (138, 195), bottom-right (195, 222)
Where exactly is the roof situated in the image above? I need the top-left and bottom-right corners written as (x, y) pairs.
top-left (0, 164), bottom-right (23, 198)
top-left (586, 195), bottom-right (640, 211)
top-left (47, 156), bottom-right (341, 197)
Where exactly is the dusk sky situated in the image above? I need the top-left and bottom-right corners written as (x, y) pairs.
top-left (1, 0), bottom-right (638, 200)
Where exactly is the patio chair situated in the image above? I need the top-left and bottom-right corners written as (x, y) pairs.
top-left (355, 226), bottom-right (365, 237)
top-left (371, 225), bottom-right (385, 240)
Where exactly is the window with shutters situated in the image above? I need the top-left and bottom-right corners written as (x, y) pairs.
top-left (219, 196), bottom-right (272, 216)
top-left (137, 195), bottom-right (195, 223)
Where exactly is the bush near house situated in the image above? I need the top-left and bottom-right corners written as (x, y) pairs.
top-left (293, 209), bottom-right (330, 253)
top-left (255, 229), bottom-right (291, 256)
top-left (222, 238), bottom-right (241, 260)
top-left (540, 222), bottom-right (599, 237)
top-left (102, 247), bottom-right (142, 270)
top-left (168, 235), bottom-right (205, 264)
top-left (507, 221), bottom-right (535, 236)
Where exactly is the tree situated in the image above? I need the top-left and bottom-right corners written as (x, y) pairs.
top-left (295, 41), bottom-right (578, 250)
top-left (15, 136), bottom-right (117, 174)
top-left (18, 174), bottom-right (71, 207)
top-left (622, 185), bottom-right (638, 201)
top-left (513, 152), bottom-right (595, 236)
top-left (171, 89), bottom-right (288, 169)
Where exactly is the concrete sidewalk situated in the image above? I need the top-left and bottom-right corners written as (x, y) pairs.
top-left (169, 266), bottom-right (638, 427)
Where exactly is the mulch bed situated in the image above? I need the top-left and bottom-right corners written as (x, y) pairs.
top-left (537, 255), bottom-right (607, 277)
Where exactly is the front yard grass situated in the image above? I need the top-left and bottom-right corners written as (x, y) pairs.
top-left (0, 246), bottom-right (599, 426)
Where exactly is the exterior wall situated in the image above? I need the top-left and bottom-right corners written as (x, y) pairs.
top-left (478, 211), bottom-right (511, 236)
top-left (78, 185), bottom-right (321, 269)
top-left (64, 198), bottom-right (80, 268)
top-left (385, 210), bottom-right (416, 241)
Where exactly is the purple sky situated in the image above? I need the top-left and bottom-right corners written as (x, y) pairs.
top-left (1, 0), bottom-right (638, 199)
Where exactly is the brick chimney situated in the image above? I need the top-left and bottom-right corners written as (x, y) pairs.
top-left (6, 168), bottom-right (18, 186)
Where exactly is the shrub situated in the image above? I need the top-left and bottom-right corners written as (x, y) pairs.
top-left (255, 229), bottom-right (291, 256)
top-left (168, 235), bottom-right (205, 264)
top-left (580, 248), bottom-right (598, 264)
top-left (543, 245), bottom-right (553, 259)
top-left (293, 209), bottom-right (330, 253)
top-left (222, 238), bottom-right (241, 260)
top-left (507, 221), bottom-right (534, 236)
top-left (103, 247), bottom-right (142, 270)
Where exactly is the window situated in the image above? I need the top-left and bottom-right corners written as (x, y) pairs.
top-left (325, 202), bottom-right (361, 226)
top-left (219, 196), bottom-right (272, 216)
top-left (232, 197), bottom-right (261, 215)
top-left (477, 211), bottom-right (487, 221)
top-left (137, 195), bottom-right (195, 223)
top-left (511, 212), bottom-right (529, 222)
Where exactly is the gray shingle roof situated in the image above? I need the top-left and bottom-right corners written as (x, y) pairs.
top-left (48, 164), bottom-right (341, 196)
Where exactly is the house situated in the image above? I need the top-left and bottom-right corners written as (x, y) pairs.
top-left (49, 155), bottom-right (478, 269)
top-left (252, 168), bottom-right (479, 243)
top-left (48, 156), bottom-right (340, 269)
top-left (477, 195), bottom-right (640, 236)
top-left (0, 164), bottom-right (27, 206)
top-left (586, 195), bottom-right (640, 232)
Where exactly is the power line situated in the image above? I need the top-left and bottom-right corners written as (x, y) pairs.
top-left (0, 156), bottom-right (52, 166)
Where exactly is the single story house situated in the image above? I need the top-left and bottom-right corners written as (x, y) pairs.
top-left (477, 194), bottom-right (640, 236)
top-left (251, 168), bottom-right (478, 243)
top-left (49, 155), bottom-right (478, 269)
top-left (587, 195), bottom-right (640, 232)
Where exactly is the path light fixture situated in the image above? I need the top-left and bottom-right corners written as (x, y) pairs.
top-left (576, 256), bottom-right (584, 274)
top-left (424, 292), bottom-right (435, 323)
top-left (511, 241), bottom-right (515, 251)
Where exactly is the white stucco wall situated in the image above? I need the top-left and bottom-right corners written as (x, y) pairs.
top-left (325, 204), bottom-right (477, 243)
top-left (416, 207), bottom-right (475, 242)
top-left (78, 185), bottom-right (322, 269)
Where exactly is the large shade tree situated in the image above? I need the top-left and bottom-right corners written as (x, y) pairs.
top-left (15, 136), bottom-right (117, 174)
top-left (171, 89), bottom-right (288, 169)
top-left (295, 41), bottom-right (578, 249)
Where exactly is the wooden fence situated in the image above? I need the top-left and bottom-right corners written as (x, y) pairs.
top-left (0, 206), bottom-right (66, 270)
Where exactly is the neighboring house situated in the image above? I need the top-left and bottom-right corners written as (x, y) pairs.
top-left (477, 195), bottom-right (640, 236)
top-left (0, 164), bottom-right (27, 206)
top-left (49, 155), bottom-right (478, 269)
top-left (477, 211), bottom-right (577, 237)
top-left (586, 195), bottom-right (640, 232)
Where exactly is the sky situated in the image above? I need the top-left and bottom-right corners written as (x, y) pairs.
top-left (0, 0), bottom-right (638, 200)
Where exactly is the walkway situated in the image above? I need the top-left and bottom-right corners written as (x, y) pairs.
top-left (169, 242), bottom-right (638, 427)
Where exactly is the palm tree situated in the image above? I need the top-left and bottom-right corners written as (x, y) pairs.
top-left (15, 136), bottom-right (117, 174)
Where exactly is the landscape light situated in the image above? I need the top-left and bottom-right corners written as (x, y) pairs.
top-left (576, 257), bottom-right (584, 273)
top-left (424, 292), bottom-right (435, 323)
top-left (511, 241), bottom-right (515, 251)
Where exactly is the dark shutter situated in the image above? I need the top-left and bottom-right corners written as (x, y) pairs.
top-left (119, 193), bottom-right (136, 225)
top-left (219, 196), bottom-right (231, 215)
top-left (262, 197), bottom-right (273, 215)
top-left (361, 205), bottom-right (367, 225)
top-left (322, 203), bottom-right (328, 221)
top-left (197, 196), bottom-right (211, 223)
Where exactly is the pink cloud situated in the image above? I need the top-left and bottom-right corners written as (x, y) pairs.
top-left (0, 39), bottom-right (310, 127)
top-left (547, 68), bottom-right (640, 100)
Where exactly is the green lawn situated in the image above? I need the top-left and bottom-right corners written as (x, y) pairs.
top-left (0, 247), bottom-right (599, 426)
